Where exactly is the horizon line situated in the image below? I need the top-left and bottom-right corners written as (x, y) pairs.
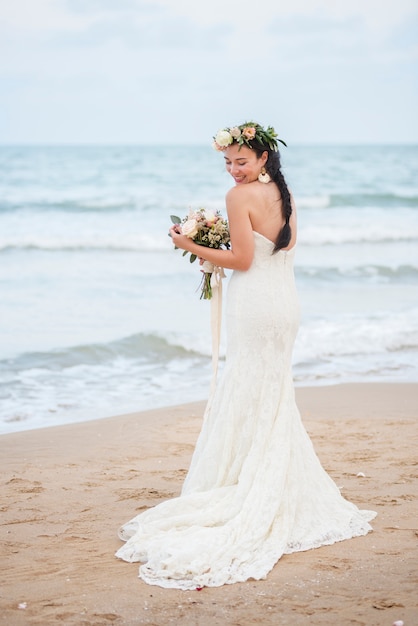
top-left (1, 141), bottom-right (417, 148)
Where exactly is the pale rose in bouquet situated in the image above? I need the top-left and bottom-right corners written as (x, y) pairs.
top-left (181, 218), bottom-right (199, 238)
top-left (170, 207), bottom-right (231, 299)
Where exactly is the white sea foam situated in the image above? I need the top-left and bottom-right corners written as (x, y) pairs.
top-left (296, 195), bottom-right (330, 209)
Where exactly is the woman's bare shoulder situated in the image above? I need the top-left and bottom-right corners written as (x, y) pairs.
top-left (226, 181), bottom-right (259, 201)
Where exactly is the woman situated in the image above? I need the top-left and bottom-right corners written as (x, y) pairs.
top-left (115, 121), bottom-right (376, 589)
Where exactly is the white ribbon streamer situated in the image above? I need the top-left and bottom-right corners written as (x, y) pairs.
top-left (201, 262), bottom-right (226, 396)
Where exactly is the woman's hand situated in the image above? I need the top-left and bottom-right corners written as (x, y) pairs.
top-left (169, 224), bottom-right (194, 253)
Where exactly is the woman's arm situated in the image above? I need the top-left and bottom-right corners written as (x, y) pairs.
top-left (169, 186), bottom-right (255, 271)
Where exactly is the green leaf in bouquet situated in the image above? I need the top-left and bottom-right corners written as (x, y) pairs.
top-left (190, 254), bottom-right (197, 263)
top-left (182, 250), bottom-right (188, 256)
top-left (170, 215), bottom-right (181, 224)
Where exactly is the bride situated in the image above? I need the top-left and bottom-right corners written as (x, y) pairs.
top-left (115, 121), bottom-right (376, 589)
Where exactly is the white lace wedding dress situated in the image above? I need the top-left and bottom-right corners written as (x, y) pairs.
top-left (115, 231), bottom-right (376, 589)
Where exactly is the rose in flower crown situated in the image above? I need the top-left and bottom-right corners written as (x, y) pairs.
top-left (212, 121), bottom-right (287, 152)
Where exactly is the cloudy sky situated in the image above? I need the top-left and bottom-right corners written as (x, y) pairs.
top-left (1, 0), bottom-right (417, 144)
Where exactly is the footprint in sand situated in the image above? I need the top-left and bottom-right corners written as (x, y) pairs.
top-left (6, 478), bottom-right (44, 494)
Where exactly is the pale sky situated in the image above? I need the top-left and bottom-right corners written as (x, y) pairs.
top-left (1, 0), bottom-right (417, 144)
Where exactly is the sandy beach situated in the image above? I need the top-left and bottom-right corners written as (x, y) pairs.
top-left (1, 382), bottom-right (417, 626)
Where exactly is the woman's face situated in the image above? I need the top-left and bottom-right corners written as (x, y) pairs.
top-left (224, 144), bottom-right (267, 185)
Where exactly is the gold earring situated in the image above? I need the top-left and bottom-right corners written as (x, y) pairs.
top-left (258, 167), bottom-right (271, 184)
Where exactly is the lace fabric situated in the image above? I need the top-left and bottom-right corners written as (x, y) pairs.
top-left (115, 232), bottom-right (376, 589)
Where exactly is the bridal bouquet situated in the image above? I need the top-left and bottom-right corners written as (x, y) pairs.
top-left (170, 208), bottom-right (231, 299)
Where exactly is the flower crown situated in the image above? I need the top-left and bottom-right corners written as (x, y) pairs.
top-left (213, 121), bottom-right (287, 152)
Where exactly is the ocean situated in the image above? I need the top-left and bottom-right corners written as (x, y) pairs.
top-left (0, 144), bottom-right (417, 434)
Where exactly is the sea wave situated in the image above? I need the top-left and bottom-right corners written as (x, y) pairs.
top-left (1, 227), bottom-right (417, 252)
top-left (0, 197), bottom-right (156, 214)
top-left (1, 190), bottom-right (417, 214)
top-left (0, 240), bottom-right (170, 253)
top-left (0, 332), bottom-right (213, 434)
top-left (0, 231), bottom-right (173, 253)
top-left (297, 264), bottom-right (418, 282)
top-left (298, 225), bottom-right (418, 245)
top-left (294, 312), bottom-right (418, 361)
top-left (296, 191), bottom-right (418, 210)
top-left (0, 332), bottom-right (208, 375)
top-left (327, 191), bottom-right (418, 209)
top-left (3, 311), bottom-right (417, 377)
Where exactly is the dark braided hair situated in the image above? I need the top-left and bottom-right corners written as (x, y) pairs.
top-left (249, 141), bottom-right (292, 252)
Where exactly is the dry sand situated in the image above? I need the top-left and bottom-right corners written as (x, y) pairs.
top-left (1, 383), bottom-right (417, 626)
